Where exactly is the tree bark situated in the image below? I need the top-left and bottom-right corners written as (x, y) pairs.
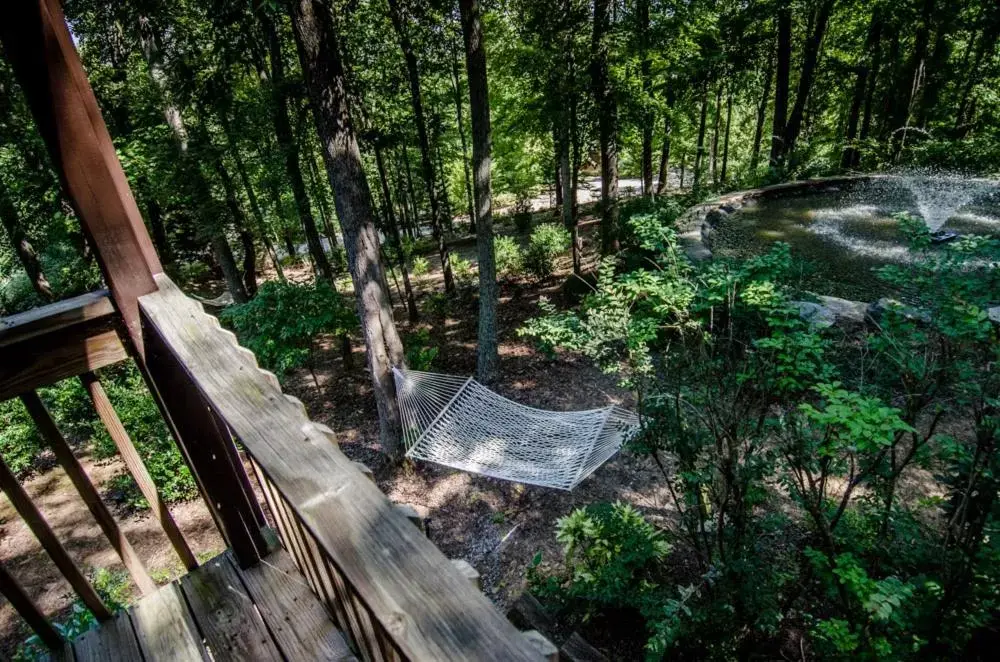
top-left (144, 191), bottom-right (172, 268)
top-left (212, 233), bottom-right (248, 305)
top-left (656, 89), bottom-right (675, 195)
top-left (591, 0), bottom-right (619, 254)
top-left (770, 5), bottom-right (792, 166)
top-left (214, 159), bottom-right (258, 298)
top-left (711, 83), bottom-right (722, 186)
top-left (638, 0), bottom-right (653, 197)
top-left (451, 33), bottom-right (477, 232)
top-left (842, 12), bottom-right (881, 169)
top-left (459, 0), bottom-right (499, 385)
top-left (386, 0), bottom-right (454, 292)
top-left (783, 0), bottom-right (837, 158)
top-left (694, 83), bottom-right (709, 190)
top-left (260, 12), bottom-right (333, 283)
top-left (0, 186), bottom-right (53, 300)
top-left (750, 55), bottom-right (773, 173)
top-left (720, 90), bottom-right (733, 186)
top-left (375, 144), bottom-right (419, 323)
top-left (289, 0), bottom-right (405, 457)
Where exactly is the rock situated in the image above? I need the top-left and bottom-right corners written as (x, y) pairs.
top-left (791, 301), bottom-right (836, 329)
top-left (705, 208), bottom-right (728, 226)
top-left (987, 306), bottom-right (1000, 325)
top-left (814, 295), bottom-right (870, 325)
top-left (868, 298), bottom-right (931, 325)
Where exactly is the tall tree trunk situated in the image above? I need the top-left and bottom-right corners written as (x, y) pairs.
top-left (375, 144), bottom-right (418, 323)
top-left (917, 13), bottom-right (956, 128)
top-left (214, 159), bottom-right (258, 298)
top-left (401, 146), bottom-right (419, 231)
top-left (144, 190), bottom-right (172, 267)
top-left (0, 186), bottom-right (53, 300)
top-left (434, 137), bottom-right (453, 231)
top-left (260, 12), bottom-right (333, 283)
top-left (212, 233), bottom-right (248, 304)
top-left (451, 34), bottom-right (477, 232)
top-left (306, 140), bottom-right (340, 251)
top-left (890, 0), bottom-right (934, 156)
top-left (460, 0), bottom-right (499, 385)
top-left (288, 0), bottom-right (406, 458)
top-left (857, 27), bottom-right (883, 159)
top-left (591, 0), bottom-right (619, 254)
top-left (955, 11), bottom-right (1000, 131)
top-left (694, 83), bottom-right (709, 190)
top-left (638, 0), bottom-right (653, 197)
top-left (842, 12), bottom-right (882, 169)
top-left (386, 0), bottom-right (454, 292)
top-left (751, 56), bottom-right (773, 172)
top-left (720, 90), bottom-right (733, 186)
top-left (656, 89), bottom-right (675, 195)
top-left (783, 0), bottom-right (837, 158)
top-left (770, 5), bottom-right (792, 166)
top-left (711, 83), bottom-right (722, 186)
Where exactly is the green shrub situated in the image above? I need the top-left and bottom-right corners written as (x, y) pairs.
top-left (404, 328), bottom-right (438, 371)
top-left (410, 255), bottom-right (430, 276)
top-left (524, 225), bottom-right (570, 280)
top-left (513, 194), bottom-right (533, 233)
top-left (494, 236), bottom-right (523, 278)
top-left (448, 253), bottom-right (476, 288)
top-left (220, 279), bottom-right (357, 380)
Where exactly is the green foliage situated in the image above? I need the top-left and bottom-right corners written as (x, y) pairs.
top-left (524, 224), bottom-right (571, 280)
top-left (220, 280), bottom-right (357, 378)
top-left (494, 235), bottom-right (524, 278)
top-left (410, 255), bottom-right (430, 276)
top-left (448, 252), bottom-right (476, 288)
top-left (404, 328), bottom-right (438, 371)
top-left (512, 194), bottom-right (534, 233)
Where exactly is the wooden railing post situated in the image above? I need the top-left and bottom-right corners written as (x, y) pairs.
top-left (141, 311), bottom-right (268, 568)
top-left (0, 561), bottom-right (65, 652)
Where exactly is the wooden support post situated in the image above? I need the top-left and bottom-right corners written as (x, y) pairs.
top-left (0, 560), bottom-right (65, 651)
top-left (20, 392), bottom-right (157, 596)
top-left (352, 462), bottom-right (375, 482)
top-left (521, 630), bottom-right (559, 662)
top-left (79, 371), bottom-right (198, 571)
top-left (449, 559), bottom-right (481, 591)
top-left (141, 313), bottom-right (267, 568)
top-left (0, 0), bottom-right (161, 354)
top-left (0, 454), bottom-right (111, 620)
top-left (393, 504), bottom-right (426, 535)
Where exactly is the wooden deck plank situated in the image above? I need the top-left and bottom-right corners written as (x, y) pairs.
top-left (230, 550), bottom-right (356, 661)
top-left (72, 611), bottom-right (142, 662)
top-left (178, 555), bottom-right (282, 662)
top-left (129, 583), bottom-right (209, 662)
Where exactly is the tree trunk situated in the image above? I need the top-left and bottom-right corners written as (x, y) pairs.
top-left (656, 89), bottom-right (675, 195)
top-left (386, 0), bottom-right (454, 292)
top-left (375, 144), bottom-right (419, 323)
top-left (890, 0), bottom-right (934, 156)
top-left (214, 159), bottom-right (258, 298)
top-left (289, 0), bottom-right (406, 458)
top-left (638, 0), bottom-right (653, 197)
top-left (720, 90), bottom-right (733, 186)
top-left (711, 83), bottom-right (722, 186)
top-left (460, 0), bottom-right (499, 386)
top-left (591, 0), bottom-right (619, 254)
top-left (955, 12), bottom-right (1000, 131)
top-left (260, 12), bottom-right (333, 283)
top-left (750, 55), bottom-right (773, 173)
top-left (783, 0), bottom-right (837, 158)
top-left (770, 5), bottom-right (792, 166)
top-left (212, 233), bottom-right (249, 305)
top-left (0, 186), bottom-right (53, 300)
top-left (694, 83), bottom-right (709, 190)
top-left (451, 34), bottom-right (477, 232)
top-left (144, 192), bottom-right (172, 268)
top-left (842, 13), bottom-right (882, 169)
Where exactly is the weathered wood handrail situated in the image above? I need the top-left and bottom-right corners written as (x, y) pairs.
top-left (138, 273), bottom-right (539, 661)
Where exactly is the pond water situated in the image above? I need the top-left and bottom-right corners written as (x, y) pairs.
top-left (710, 177), bottom-right (1000, 301)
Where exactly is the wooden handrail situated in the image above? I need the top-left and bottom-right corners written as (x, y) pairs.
top-left (138, 274), bottom-right (539, 661)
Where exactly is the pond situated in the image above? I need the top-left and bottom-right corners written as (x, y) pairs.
top-left (709, 176), bottom-right (1000, 301)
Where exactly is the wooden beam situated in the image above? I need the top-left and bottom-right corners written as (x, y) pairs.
top-left (0, 290), bottom-right (114, 347)
top-left (21, 392), bottom-right (157, 596)
top-left (0, 0), bottom-right (161, 354)
top-left (139, 274), bottom-right (539, 661)
top-left (80, 372), bottom-right (198, 571)
top-left (0, 560), bottom-right (64, 651)
top-left (0, 453), bottom-right (111, 620)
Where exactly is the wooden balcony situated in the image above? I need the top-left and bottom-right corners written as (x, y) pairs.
top-left (0, 279), bottom-right (542, 661)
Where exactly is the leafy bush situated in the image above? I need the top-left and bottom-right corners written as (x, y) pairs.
top-left (494, 236), bottom-right (523, 278)
top-left (520, 204), bottom-right (1000, 658)
top-left (410, 255), bottom-right (430, 276)
top-left (513, 193), bottom-right (533, 233)
top-left (448, 253), bottom-right (476, 288)
top-left (220, 279), bottom-right (357, 382)
top-left (524, 225), bottom-right (570, 280)
top-left (404, 328), bottom-right (438, 371)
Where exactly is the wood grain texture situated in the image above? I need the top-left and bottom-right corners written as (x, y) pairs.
top-left (0, 290), bottom-right (113, 347)
top-left (21, 392), bottom-right (157, 595)
top-left (80, 372), bottom-right (197, 570)
top-left (0, 454), bottom-right (110, 620)
top-left (0, 327), bottom-right (127, 403)
top-left (139, 274), bottom-right (540, 661)
top-left (0, 0), bottom-right (159, 355)
top-left (179, 555), bottom-right (282, 662)
top-left (129, 583), bottom-right (209, 662)
top-left (560, 632), bottom-right (610, 662)
top-left (230, 550), bottom-right (356, 661)
top-left (0, 560), bottom-right (64, 650)
top-left (72, 611), bottom-right (142, 662)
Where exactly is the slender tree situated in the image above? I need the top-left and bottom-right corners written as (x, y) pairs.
top-left (0, 184), bottom-right (52, 300)
top-left (288, 0), bottom-right (405, 457)
top-left (770, 5), bottom-right (792, 166)
top-left (591, 0), bottom-right (619, 254)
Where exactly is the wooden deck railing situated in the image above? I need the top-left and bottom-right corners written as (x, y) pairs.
top-left (0, 291), bottom-right (199, 639)
top-left (136, 273), bottom-right (537, 661)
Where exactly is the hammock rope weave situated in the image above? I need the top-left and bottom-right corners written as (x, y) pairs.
top-left (393, 368), bottom-right (639, 490)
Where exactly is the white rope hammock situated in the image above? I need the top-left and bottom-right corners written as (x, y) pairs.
top-left (392, 368), bottom-right (639, 490)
